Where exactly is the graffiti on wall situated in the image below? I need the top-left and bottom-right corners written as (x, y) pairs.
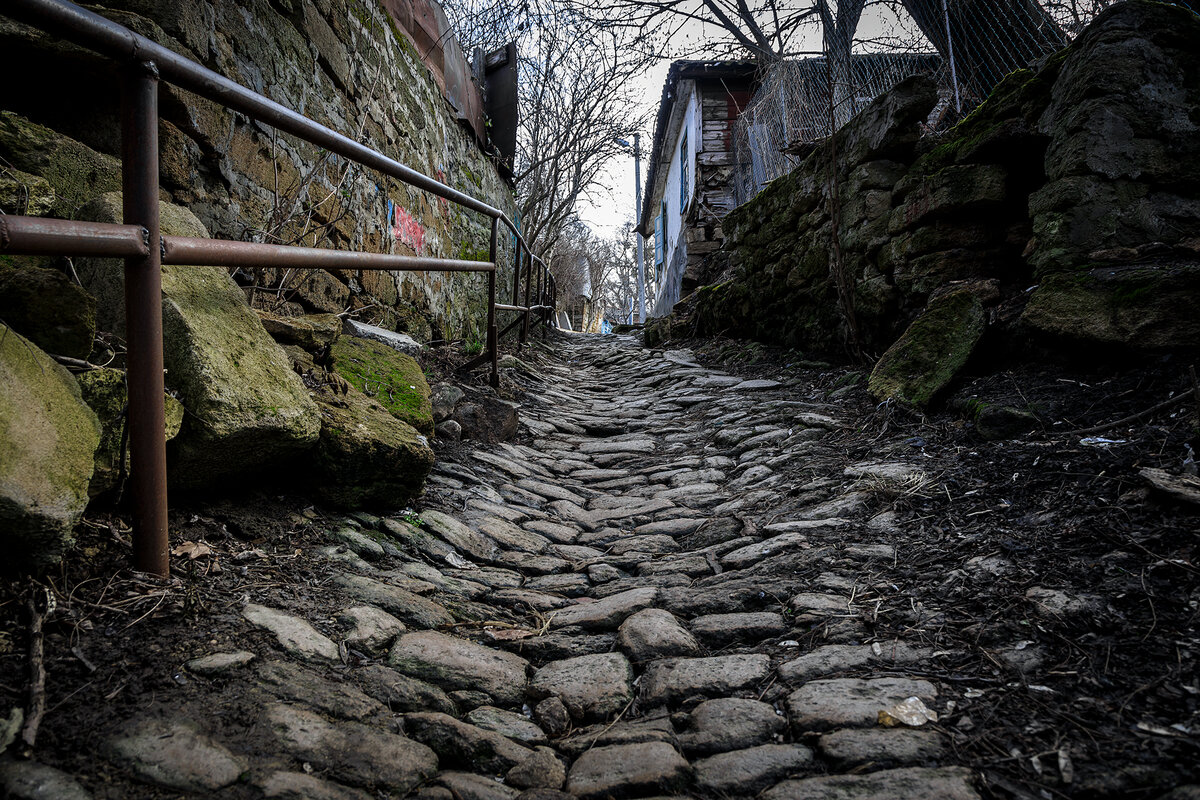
top-left (387, 198), bottom-right (426, 254)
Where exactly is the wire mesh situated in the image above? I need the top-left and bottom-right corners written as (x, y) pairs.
top-left (731, 0), bottom-right (1195, 206)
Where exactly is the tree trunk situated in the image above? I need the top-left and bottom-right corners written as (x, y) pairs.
top-left (902, 0), bottom-right (1068, 102)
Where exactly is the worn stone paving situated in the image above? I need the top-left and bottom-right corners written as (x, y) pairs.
top-left (1, 333), bottom-right (982, 799)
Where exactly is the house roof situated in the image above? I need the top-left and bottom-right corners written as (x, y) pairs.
top-left (637, 60), bottom-right (759, 235)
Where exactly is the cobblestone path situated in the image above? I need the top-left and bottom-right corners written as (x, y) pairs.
top-left (2, 334), bottom-right (983, 799)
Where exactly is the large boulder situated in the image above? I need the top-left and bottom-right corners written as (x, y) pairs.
top-left (1028, 0), bottom-right (1200, 274)
top-left (75, 193), bottom-right (321, 490)
top-left (312, 383), bottom-right (434, 509)
top-left (1021, 264), bottom-right (1200, 351)
top-left (868, 284), bottom-right (989, 407)
top-left (330, 336), bottom-right (433, 437)
top-left (0, 111), bottom-right (121, 216)
top-left (0, 325), bottom-right (101, 568)
top-left (0, 261), bottom-right (96, 359)
top-left (77, 368), bottom-right (185, 497)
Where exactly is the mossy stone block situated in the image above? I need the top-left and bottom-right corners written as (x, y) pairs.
top-left (330, 336), bottom-right (433, 437)
top-left (868, 289), bottom-right (985, 407)
top-left (314, 386), bottom-right (434, 509)
top-left (0, 325), bottom-right (101, 568)
top-left (76, 193), bottom-right (321, 489)
top-left (76, 368), bottom-right (185, 497)
top-left (0, 261), bottom-right (96, 359)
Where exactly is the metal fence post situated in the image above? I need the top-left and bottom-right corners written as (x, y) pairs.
top-left (488, 217), bottom-right (499, 388)
top-left (121, 61), bottom-right (169, 577)
top-left (520, 252), bottom-right (531, 345)
top-left (512, 238), bottom-right (522, 306)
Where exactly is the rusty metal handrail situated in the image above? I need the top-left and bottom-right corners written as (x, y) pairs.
top-left (0, 0), bottom-right (560, 577)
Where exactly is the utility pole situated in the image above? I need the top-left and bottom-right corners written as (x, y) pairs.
top-left (618, 134), bottom-right (647, 324)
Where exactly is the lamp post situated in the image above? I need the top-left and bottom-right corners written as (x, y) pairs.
top-left (617, 135), bottom-right (646, 324)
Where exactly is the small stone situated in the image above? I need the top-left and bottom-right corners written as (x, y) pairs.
top-left (641, 654), bottom-right (771, 705)
top-left (785, 677), bottom-right (937, 731)
top-left (762, 766), bottom-right (980, 800)
top-left (329, 527), bottom-right (386, 560)
top-left (422, 509), bottom-right (500, 562)
top-left (435, 419), bottom-right (463, 440)
top-left (535, 696), bottom-right (571, 737)
top-left (403, 712), bottom-right (533, 773)
top-left (466, 706), bottom-right (548, 746)
top-left (587, 563), bottom-right (621, 583)
top-left (0, 760), bottom-right (93, 800)
top-left (185, 650), bottom-right (256, 676)
top-left (259, 771), bottom-right (375, 800)
top-left (550, 588), bottom-right (657, 631)
top-left (242, 604), bottom-right (338, 662)
top-left (354, 663), bottom-right (457, 714)
top-left (694, 744), bottom-right (813, 794)
top-left (506, 746), bottom-right (566, 790)
top-left (530, 652), bottom-right (633, 721)
top-left (332, 574), bottom-right (455, 629)
top-left (1025, 586), bottom-right (1102, 619)
top-left (678, 697), bottom-right (787, 755)
top-left (389, 631), bottom-right (530, 705)
top-left (819, 727), bottom-right (950, 767)
top-left (105, 718), bottom-right (245, 793)
top-left (437, 772), bottom-right (520, 800)
top-left (450, 689), bottom-right (495, 710)
top-left (337, 605), bottom-right (406, 653)
top-left (256, 661), bottom-right (382, 720)
top-left (689, 612), bottom-right (788, 646)
top-left (268, 703), bottom-right (436, 793)
top-left (477, 516), bottom-right (551, 554)
top-left (565, 742), bottom-right (690, 800)
top-left (618, 608), bottom-right (701, 662)
top-left (778, 642), bottom-right (931, 683)
top-left (789, 593), bottom-right (852, 621)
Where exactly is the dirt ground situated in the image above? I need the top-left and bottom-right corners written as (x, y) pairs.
top-left (1, 333), bottom-right (1197, 799)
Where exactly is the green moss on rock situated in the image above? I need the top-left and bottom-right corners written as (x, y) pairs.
top-left (330, 336), bottom-right (434, 436)
top-left (0, 325), bottom-right (101, 568)
top-left (0, 111), bottom-right (121, 216)
top-left (76, 368), bottom-right (185, 497)
top-left (76, 193), bottom-right (321, 490)
top-left (313, 385), bottom-right (435, 509)
top-left (868, 288), bottom-right (986, 407)
top-left (0, 261), bottom-right (97, 359)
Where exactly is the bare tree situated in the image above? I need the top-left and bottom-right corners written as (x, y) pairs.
top-left (443, 1), bottom-right (654, 257)
top-left (571, 0), bottom-right (1067, 99)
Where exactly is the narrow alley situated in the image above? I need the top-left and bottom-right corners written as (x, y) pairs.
top-left (3, 331), bottom-right (1195, 799)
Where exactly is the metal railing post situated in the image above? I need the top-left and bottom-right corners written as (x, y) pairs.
top-left (512, 238), bottom-right (522, 306)
top-left (121, 61), bottom-right (169, 577)
top-left (520, 251), bottom-right (531, 345)
top-left (488, 217), bottom-right (499, 388)
top-left (537, 263), bottom-right (546, 338)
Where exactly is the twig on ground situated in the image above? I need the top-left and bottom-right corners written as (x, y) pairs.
top-left (1066, 388), bottom-right (1195, 436)
top-left (19, 586), bottom-right (52, 755)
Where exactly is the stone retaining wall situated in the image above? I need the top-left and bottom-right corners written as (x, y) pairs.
top-left (676, 1), bottom-right (1200, 400)
top-left (0, 0), bottom-right (516, 342)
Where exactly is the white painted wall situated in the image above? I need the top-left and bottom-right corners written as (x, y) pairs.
top-left (653, 82), bottom-right (700, 314)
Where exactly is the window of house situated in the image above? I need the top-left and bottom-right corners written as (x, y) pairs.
top-left (654, 204), bottom-right (664, 266)
top-left (679, 131), bottom-right (689, 209)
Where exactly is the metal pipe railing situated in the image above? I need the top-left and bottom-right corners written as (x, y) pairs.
top-left (121, 61), bottom-right (169, 576)
top-left (0, 0), bottom-right (560, 576)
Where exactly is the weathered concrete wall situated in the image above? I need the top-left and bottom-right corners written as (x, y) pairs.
top-left (0, 0), bottom-right (515, 342)
top-left (672, 0), bottom-right (1200, 389)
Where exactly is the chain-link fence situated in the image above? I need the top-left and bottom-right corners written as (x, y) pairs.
top-left (732, 0), bottom-right (1195, 206)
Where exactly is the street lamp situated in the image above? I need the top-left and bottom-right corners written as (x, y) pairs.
top-left (616, 135), bottom-right (646, 324)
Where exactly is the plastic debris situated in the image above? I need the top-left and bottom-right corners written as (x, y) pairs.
top-left (877, 696), bottom-right (939, 727)
top-left (444, 551), bottom-right (476, 570)
top-left (1079, 437), bottom-right (1127, 447)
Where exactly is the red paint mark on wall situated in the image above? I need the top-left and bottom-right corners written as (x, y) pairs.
top-left (393, 204), bottom-right (425, 254)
